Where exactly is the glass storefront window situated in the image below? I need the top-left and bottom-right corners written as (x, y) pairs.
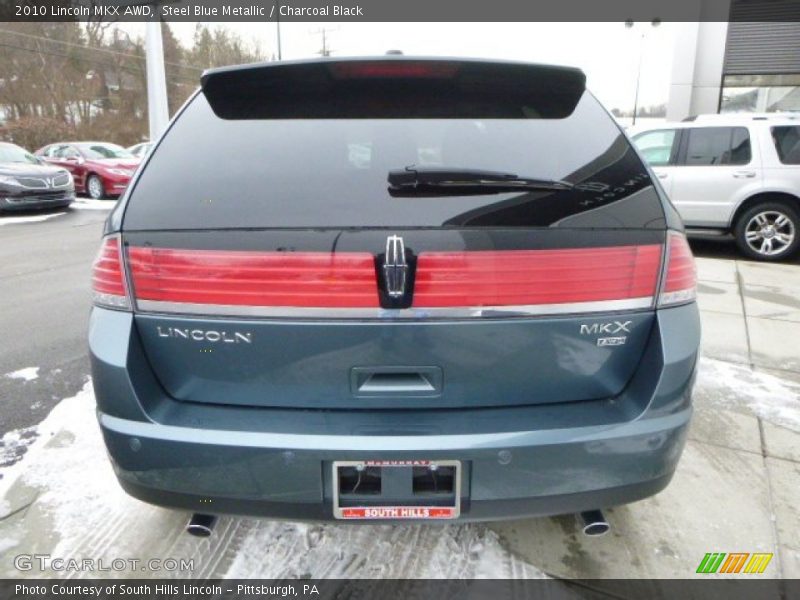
top-left (720, 74), bottom-right (800, 114)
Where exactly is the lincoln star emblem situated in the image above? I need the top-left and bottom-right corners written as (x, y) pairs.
top-left (383, 235), bottom-right (408, 298)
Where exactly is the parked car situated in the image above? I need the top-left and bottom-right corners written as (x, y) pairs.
top-left (631, 114), bottom-right (800, 260)
top-left (0, 141), bottom-right (74, 212)
top-left (36, 141), bottom-right (139, 200)
top-left (90, 58), bottom-right (700, 529)
top-left (127, 142), bottom-right (154, 159)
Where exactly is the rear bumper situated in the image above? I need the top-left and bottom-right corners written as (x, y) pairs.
top-left (91, 302), bottom-right (700, 522)
top-left (100, 408), bottom-right (688, 521)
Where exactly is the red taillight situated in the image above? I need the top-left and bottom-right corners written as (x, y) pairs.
top-left (658, 232), bottom-right (697, 307)
top-left (91, 236), bottom-right (130, 310)
top-left (413, 245), bottom-right (663, 308)
top-left (128, 248), bottom-right (379, 308)
top-left (329, 61), bottom-right (460, 79)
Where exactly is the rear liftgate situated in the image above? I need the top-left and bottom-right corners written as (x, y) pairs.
top-left (95, 58), bottom-right (699, 520)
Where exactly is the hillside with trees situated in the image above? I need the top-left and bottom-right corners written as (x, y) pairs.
top-left (0, 22), bottom-right (266, 150)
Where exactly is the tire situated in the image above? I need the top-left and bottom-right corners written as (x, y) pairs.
top-left (86, 174), bottom-right (105, 200)
top-left (733, 201), bottom-right (800, 261)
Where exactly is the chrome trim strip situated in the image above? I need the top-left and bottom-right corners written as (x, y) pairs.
top-left (118, 234), bottom-right (137, 313)
top-left (135, 297), bottom-right (654, 320)
top-left (653, 231), bottom-right (672, 309)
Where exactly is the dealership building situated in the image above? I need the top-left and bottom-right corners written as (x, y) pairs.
top-left (666, 1), bottom-right (800, 120)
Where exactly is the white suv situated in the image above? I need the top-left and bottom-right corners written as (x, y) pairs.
top-left (631, 114), bottom-right (800, 260)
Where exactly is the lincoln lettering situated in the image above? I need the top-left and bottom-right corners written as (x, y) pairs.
top-left (156, 327), bottom-right (252, 344)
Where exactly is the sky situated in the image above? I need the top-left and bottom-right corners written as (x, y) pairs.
top-left (122, 21), bottom-right (678, 112)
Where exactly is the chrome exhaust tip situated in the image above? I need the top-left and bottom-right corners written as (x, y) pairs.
top-left (579, 510), bottom-right (610, 537)
top-left (186, 513), bottom-right (217, 537)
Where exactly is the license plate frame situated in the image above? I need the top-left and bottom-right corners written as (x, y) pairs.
top-left (332, 459), bottom-right (461, 520)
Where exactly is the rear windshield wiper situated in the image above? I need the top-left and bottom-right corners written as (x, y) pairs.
top-left (388, 166), bottom-right (574, 196)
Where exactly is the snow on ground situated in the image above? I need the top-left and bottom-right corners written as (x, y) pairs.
top-left (224, 518), bottom-right (540, 578)
top-left (0, 213), bottom-right (65, 226)
top-left (4, 367), bottom-right (39, 382)
top-left (71, 199), bottom-right (115, 210)
top-left (0, 426), bottom-right (38, 468)
top-left (0, 381), bottom-right (546, 578)
top-left (696, 357), bottom-right (800, 431)
top-left (0, 536), bottom-right (18, 555)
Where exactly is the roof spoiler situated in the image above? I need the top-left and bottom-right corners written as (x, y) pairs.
top-left (200, 57), bottom-right (587, 120)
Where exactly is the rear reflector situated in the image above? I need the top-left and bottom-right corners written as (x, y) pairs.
top-left (413, 245), bottom-right (663, 308)
top-left (91, 236), bottom-right (130, 310)
top-left (128, 248), bottom-right (379, 308)
top-left (658, 232), bottom-right (697, 307)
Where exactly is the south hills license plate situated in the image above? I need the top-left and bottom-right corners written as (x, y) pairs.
top-left (332, 460), bottom-right (461, 520)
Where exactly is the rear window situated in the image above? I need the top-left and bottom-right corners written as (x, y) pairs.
top-left (772, 126), bottom-right (800, 165)
top-left (124, 88), bottom-right (662, 230)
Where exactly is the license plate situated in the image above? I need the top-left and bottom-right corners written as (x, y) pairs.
top-left (332, 460), bottom-right (461, 520)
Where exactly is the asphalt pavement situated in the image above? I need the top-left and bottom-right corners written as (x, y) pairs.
top-left (0, 202), bottom-right (110, 456)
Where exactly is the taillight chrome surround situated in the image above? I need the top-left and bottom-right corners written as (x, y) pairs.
top-left (657, 231), bottom-right (697, 307)
top-left (91, 234), bottom-right (131, 311)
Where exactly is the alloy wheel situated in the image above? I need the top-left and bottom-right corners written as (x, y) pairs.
top-left (744, 210), bottom-right (796, 257)
top-left (88, 176), bottom-right (104, 200)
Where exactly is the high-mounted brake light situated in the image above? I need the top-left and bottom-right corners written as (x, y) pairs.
top-left (328, 61), bottom-right (460, 80)
top-left (91, 236), bottom-right (130, 310)
top-left (658, 232), bottom-right (697, 307)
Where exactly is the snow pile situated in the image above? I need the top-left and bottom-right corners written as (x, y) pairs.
top-left (696, 357), bottom-right (800, 431)
top-left (4, 367), bottom-right (39, 382)
top-left (0, 382), bottom-right (159, 574)
top-left (0, 381), bottom-right (129, 554)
